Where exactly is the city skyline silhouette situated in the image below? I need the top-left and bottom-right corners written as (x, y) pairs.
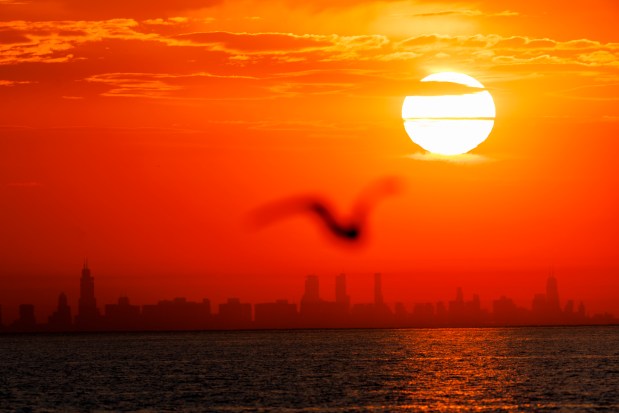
top-left (2, 1), bottom-right (618, 412)
top-left (1, 263), bottom-right (616, 333)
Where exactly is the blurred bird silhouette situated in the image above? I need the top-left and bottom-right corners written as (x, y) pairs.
top-left (248, 177), bottom-right (403, 243)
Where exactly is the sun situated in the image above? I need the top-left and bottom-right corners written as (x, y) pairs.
top-left (402, 72), bottom-right (495, 156)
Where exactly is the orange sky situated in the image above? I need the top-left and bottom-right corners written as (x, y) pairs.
top-left (1, 0), bottom-right (618, 322)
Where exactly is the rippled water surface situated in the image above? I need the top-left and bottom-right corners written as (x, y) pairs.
top-left (1, 327), bottom-right (618, 412)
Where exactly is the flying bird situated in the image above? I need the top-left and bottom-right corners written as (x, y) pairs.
top-left (248, 177), bottom-right (403, 243)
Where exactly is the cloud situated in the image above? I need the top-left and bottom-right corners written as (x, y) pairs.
top-left (1, 0), bottom-right (222, 19)
top-left (492, 36), bottom-right (556, 49)
top-left (0, 19), bottom-right (145, 64)
top-left (0, 19), bottom-right (394, 67)
top-left (0, 79), bottom-right (31, 86)
top-left (4, 17), bottom-right (614, 74)
top-left (396, 33), bottom-right (619, 70)
top-left (578, 51), bottom-right (618, 65)
top-left (173, 32), bottom-right (386, 65)
top-left (83, 70), bottom-right (368, 101)
top-left (0, 28), bottom-right (30, 44)
top-left (1, 17), bottom-right (617, 110)
top-left (172, 31), bottom-right (333, 52)
top-left (143, 17), bottom-right (191, 26)
top-left (62, 0), bottom-right (220, 10)
top-left (169, 31), bottom-right (389, 62)
top-left (207, 118), bottom-right (365, 134)
top-left (413, 9), bottom-right (519, 18)
top-left (404, 81), bottom-right (485, 96)
top-left (84, 71), bottom-right (279, 100)
top-left (405, 152), bottom-right (492, 164)
top-left (85, 72), bottom-right (208, 99)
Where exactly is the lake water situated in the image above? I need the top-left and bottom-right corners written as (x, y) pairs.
top-left (1, 327), bottom-right (618, 412)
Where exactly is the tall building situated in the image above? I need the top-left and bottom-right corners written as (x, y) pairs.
top-left (142, 297), bottom-right (211, 331)
top-left (449, 288), bottom-right (467, 325)
top-left (48, 292), bottom-right (72, 331)
top-left (456, 287), bottom-right (464, 304)
top-left (254, 300), bottom-right (297, 328)
top-left (374, 273), bottom-right (383, 306)
top-left (300, 275), bottom-right (334, 327)
top-left (218, 298), bottom-right (252, 328)
top-left (12, 304), bottom-right (36, 332)
top-left (546, 275), bottom-right (560, 312)
top-left (75, 261), bottom-right (100, 330)
top-left (335, 273), bottom-right (350, 308)
top-left (532, 276), bottom-right (563, 324)
top-left (302, 275), bottom-right (320, 304)
top-left (105, 297), bottom-right (140, 331)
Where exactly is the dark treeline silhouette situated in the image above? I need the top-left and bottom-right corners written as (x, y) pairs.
top-left (0, 264), bottom-right (617, 333)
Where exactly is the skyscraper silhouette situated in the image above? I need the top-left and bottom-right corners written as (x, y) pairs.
top-left (449, 287), bottom-right (467, 326)
top-left (546, 275), bottom-right (560, 312)
top-left (374, 273), bottom-right (383, 306)
top-left (105, 297), bottom-right (140, 331)
top-left (142, 297), bottom-right (211, 331)
top-left (302, 275), bottom-right (320, 304)
top-left (218, 298), bottom-right (252, 328)
top-left (12, 304), bottom-right (36, 332)
top-left (48, 292), bottom-right (72, 331)
top-left (75, 260), bottom-right (100, 330)
top-left (300, 274), bottom-right (330, 327)
top-left (254, 300), bottom-right (297, 329)
top-left (335, 273), bottom-right (350, 308)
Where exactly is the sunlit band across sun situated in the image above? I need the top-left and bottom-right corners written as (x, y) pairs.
top-left (402, 72), bottom-right (496, 156)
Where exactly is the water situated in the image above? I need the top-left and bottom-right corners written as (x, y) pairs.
top-left (1, 327), bottom-right (618, 412)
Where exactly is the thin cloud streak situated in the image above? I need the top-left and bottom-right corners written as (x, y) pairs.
top-left (405, 152), bottom-right (493, 164)
top-left (413, 9), bottom-right (519, 18)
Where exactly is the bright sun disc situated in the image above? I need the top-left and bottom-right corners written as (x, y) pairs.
top-left (402, 72), bottom-right (495, 156)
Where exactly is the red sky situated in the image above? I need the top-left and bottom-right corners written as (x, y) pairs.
top-left (1, 0), bottom-right (618, 323)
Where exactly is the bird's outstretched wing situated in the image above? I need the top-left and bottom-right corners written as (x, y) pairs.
top-left (248, 177), bottom-right (403, 243)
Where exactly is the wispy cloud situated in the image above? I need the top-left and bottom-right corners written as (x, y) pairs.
top-left (405, 152), bottom-right (492, 164)
top-left (0, 79), bottom-right (31, 86)
top-left (86, 72), bottom-right (184, 98)
top-left (0, 19), bottom-right (145, 65)
top-left (413, 9), bottom-right (519, 18)
top-left (168, 31), bottom-right (390, 63)
top-left (84, 70), bottom-right (364, 100)
top-left (396, 34), bottom-right (619, 71)
top-left (2, 18), bottom-right (616, 73)
top-left (39, 0), bottom-right (221, 19)
top-left (0, 18), bottom-right (616, 114)
top-left (143, 17), bottom-right (190, 26)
